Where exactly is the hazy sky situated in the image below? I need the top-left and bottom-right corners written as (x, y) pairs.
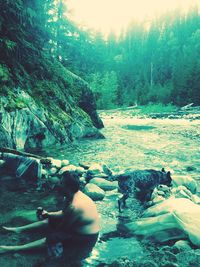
top-left (67, 0), bottom-right (199, 35)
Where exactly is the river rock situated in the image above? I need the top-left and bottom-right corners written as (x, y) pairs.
top-left (86, 163), bottom-right (109, 180)
top-left (0, 159), bottom-right (5, 166)
top-left (61, 159), bottom-right (70, 167)
top-left (59, 165), bottom-right (77, 174)
top-left (172, 175), bottom-right (197, 194)
top-left (186, 166), bottom-right (196, 172)
top-left (177, 250), bottom-right (200, 266)
top-left (48, 176), bottom-right (60, 188)
top-left (41, 168), bottom-right (47, 177)
top-left (89, 178), bottom-right (118, 191)
top-left (48, 167), bottom-right (58, 176)
top-left (79, 162), bottom-right (90, 170)
top-left (79, 176), bottom-right (87, 190)
top-left (102, 164), bottom-right (113, 176)
top-left (48, 158), bottom-right (62, 169)
top-left (105, 189), bottom-right (122, 199)
top-left (191, 194), bottom-right (200, 204)
top-left (84, 183), bottom-right (105, 201)
top-left (171, 185), bottom-right (193, 199)
top-left (76, 166), bottom-right (85, 175)
top-left (173, 240), bottom-right (192, 253)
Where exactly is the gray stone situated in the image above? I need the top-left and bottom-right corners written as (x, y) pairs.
top-left (61, 159), bottom-right (70, 167)
top-left (0, 159), bottom-right (5, 166)
top-left (59, 165), bottom-right (77, 174)
top-left (173, 240), bottom-right (192, 252)
top-left (49, 158), bottom-right (62, 169)
top-left (186, 166), bottom-right (196, 172)
top-left (89, 178), bottom-right (118, 191)
top-left (41, 168), bottom-right (47, 177)
top-left (48, 176), bottom-right (60, 186)
top-left (76, 166), bottom-right (85, 175)
top-left (48, 167), bottom-right (58, 176)
top-left (172, 175), bottom-right (197, 194)
top-left (0, 82), bottom-right (104, 151)
top-left (84, 183), bottom-right (105, 201)
top-left (87, 163), bottom-right (104, 177)
top-left (105, 189), bottom-right (122, 199)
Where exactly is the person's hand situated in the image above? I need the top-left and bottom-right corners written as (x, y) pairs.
top-left (41, 209), bottom-right (49, 219)
top-left (36, 207), bottom-right (49, 220)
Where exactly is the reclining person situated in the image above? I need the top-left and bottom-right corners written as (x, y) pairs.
top-left (0, 152), bottom-right (42, 182)
top-left (0, 171), bottom-right (100, 260)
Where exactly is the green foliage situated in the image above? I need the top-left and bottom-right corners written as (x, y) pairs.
top-left (0, 0), bottom-right (200, 116)
top-left (0, 86), bottom-right (29, 112)
top-left (88, 71), bottom-right (118, 109)
top-left (0, 64), bottom-right (10, 83)
top-left (80, 5), bottom-right (200, 108)
top-left (147, 83), bottom-right (173, 104)
top-left (4, 39), bottom-right (16, 51)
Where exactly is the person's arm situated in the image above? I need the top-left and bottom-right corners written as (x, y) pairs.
top-left (40, 210), bottom-right (64, 219)
top-left (42, 207), bottom-right (79, 228)
top-left (48, 210), bottom-right (64, 218)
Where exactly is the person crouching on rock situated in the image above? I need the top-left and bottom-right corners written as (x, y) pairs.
top-left (0, 170), bottom-right (100, 260)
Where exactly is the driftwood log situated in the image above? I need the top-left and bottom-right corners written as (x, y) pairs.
top-left (0, 147), bottom-right (51, 164)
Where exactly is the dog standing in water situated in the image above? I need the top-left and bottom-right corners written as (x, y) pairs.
top-left (116, 168), bottom-right (172, 212)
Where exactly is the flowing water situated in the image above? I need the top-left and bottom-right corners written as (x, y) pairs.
top-left (0, 110), bottom-right (200, 266)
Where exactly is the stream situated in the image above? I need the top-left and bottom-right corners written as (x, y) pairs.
top-left (0, 110), bottom-right (200, 266)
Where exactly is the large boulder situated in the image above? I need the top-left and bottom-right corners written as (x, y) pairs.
top-left (124, 198), bottom-right (200, 246)
top-left (84, 183), bottom-right (105, 201)
top-left (65, 71), bottom-right (103, 129)
top-left (172, 175), bottom-right (197, 194)
top-left (0, 78), bottom-right (104, 151)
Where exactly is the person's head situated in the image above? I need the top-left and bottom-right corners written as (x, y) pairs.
top-left (59, 170), bottom-right (80, 197)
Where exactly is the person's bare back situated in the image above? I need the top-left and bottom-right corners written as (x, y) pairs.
top-left (69, 191), bottom-right (100, 235)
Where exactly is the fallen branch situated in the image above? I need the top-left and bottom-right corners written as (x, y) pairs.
top-left (0, 147), bottom-right (51, 164)
top-left (180, 103), bottom-right (194, 111)
top-left (99, 105), bottom-right (138, 112)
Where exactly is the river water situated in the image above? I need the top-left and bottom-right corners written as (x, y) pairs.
top-left (46, 110), bottom-right (200, 178)
top-left (0, 110), bottom-right (200, 266)
top-left (44, 110), bottom-right (200, 266)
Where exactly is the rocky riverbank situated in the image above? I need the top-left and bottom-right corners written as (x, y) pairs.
top-left (0, 70), bottom-right (104, 152)
top-left (0, 110), bottom-right (200, 266)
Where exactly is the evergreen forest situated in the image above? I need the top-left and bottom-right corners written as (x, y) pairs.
top-left (1, 0), bottom-right (200, 109)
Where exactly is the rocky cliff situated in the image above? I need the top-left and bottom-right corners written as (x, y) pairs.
top-left (0, 68), bottom-right (104, 152)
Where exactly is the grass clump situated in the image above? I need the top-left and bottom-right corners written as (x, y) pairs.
top-left (139, 103), bottom-right (177, 114)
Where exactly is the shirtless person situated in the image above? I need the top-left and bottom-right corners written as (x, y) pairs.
top-left (0, 171), bottom-right (100, 259)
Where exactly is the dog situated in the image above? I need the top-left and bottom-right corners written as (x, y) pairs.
top-left (116, 168), bottom-right (172, 212)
